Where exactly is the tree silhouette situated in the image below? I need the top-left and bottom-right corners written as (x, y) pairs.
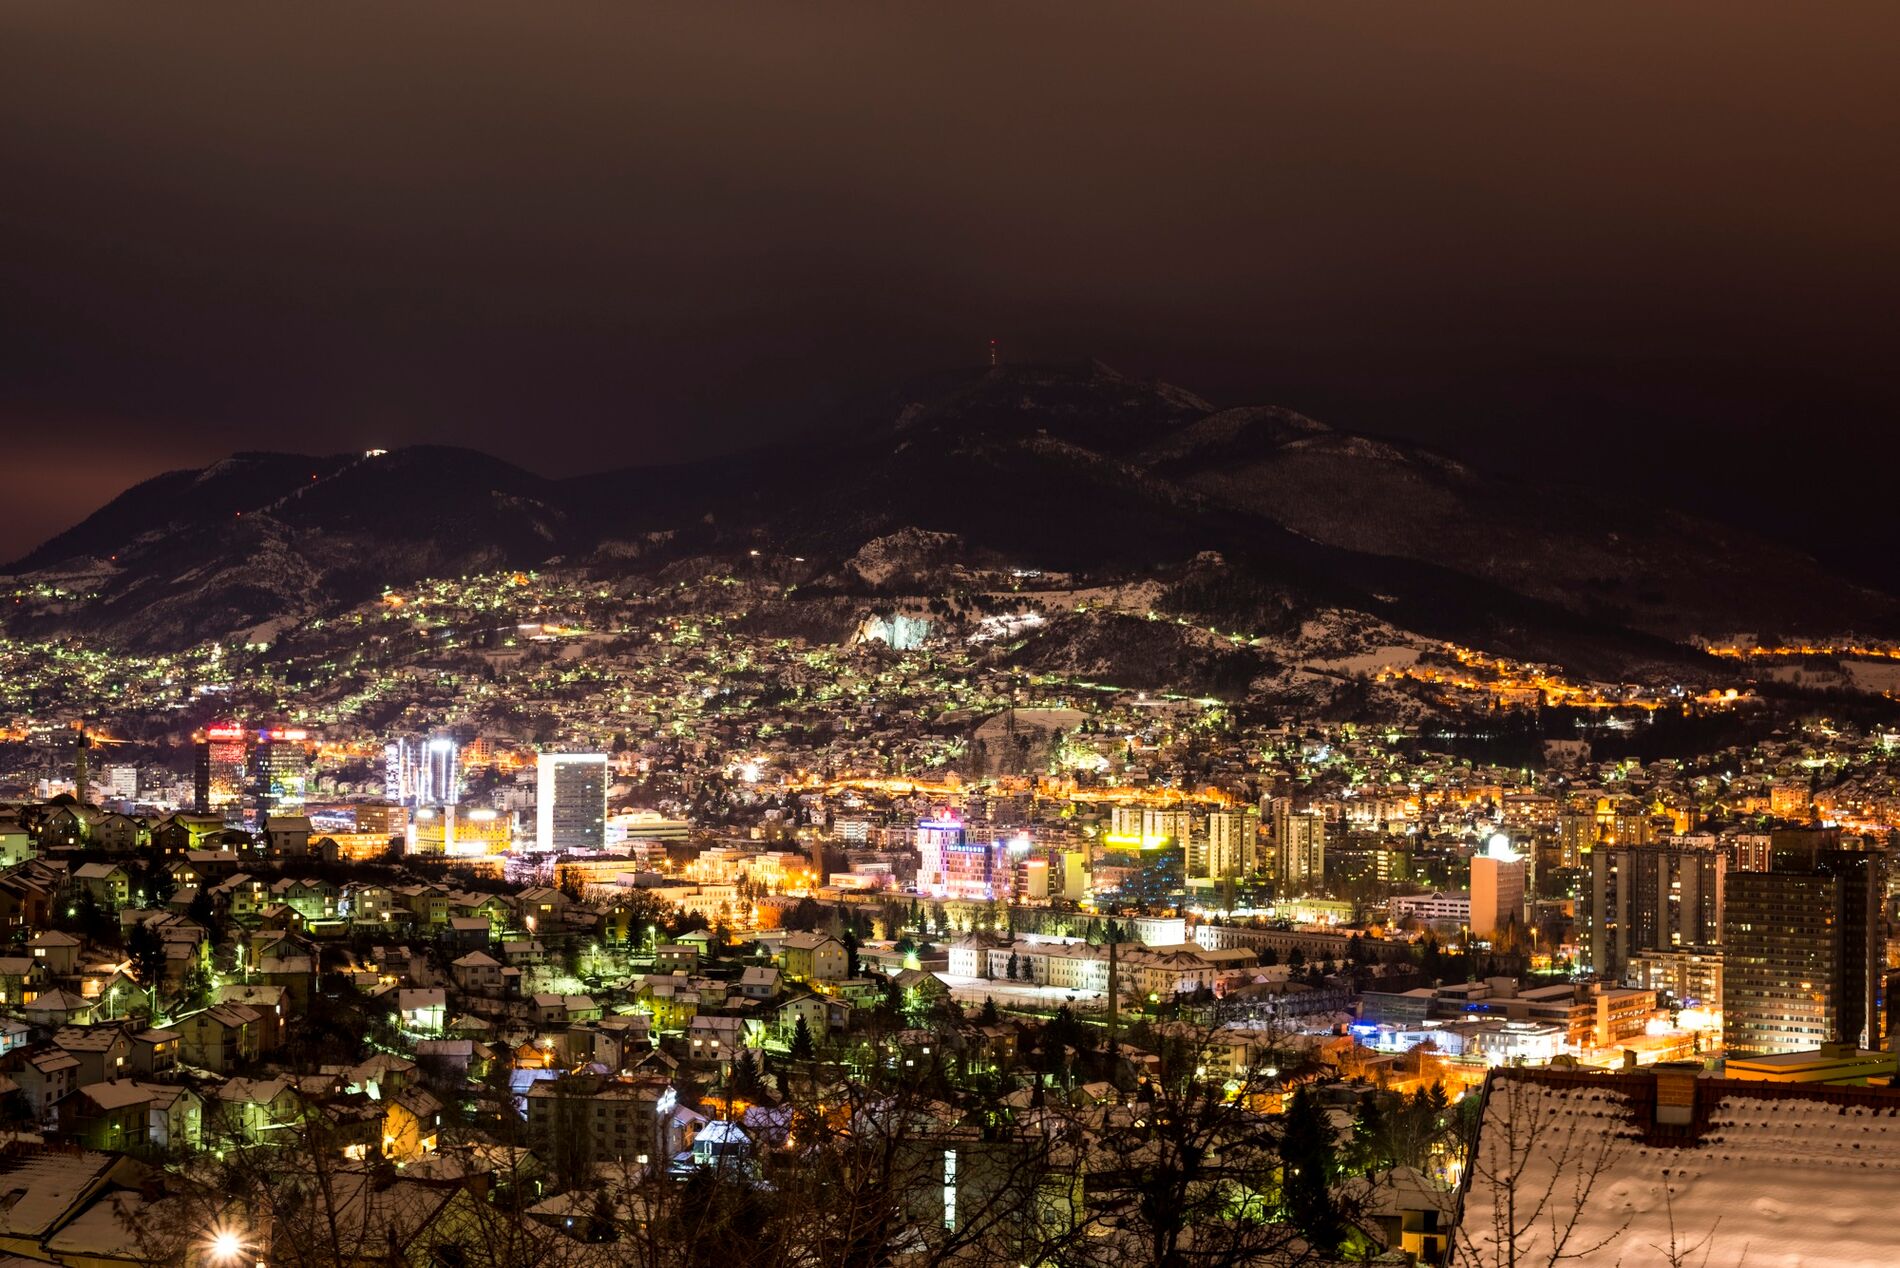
top-left (842, 926), bottom-right (861, 978)
top-left (126, 919), bottom-right (165, 986)
top-left (1278, 1084), bottom-right (1346, 1253)
top-left (789, 1016), bottom-right (817, 1063)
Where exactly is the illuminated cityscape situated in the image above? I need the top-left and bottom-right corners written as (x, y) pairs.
top-left (4, 5), bottom-right (1900, 1266)
top-left (1, 540), bottom-right (1899, 1264)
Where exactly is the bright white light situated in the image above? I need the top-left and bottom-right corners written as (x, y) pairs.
top-left (209, 1231), bottom-right (243, 1262)
top-left (1485, 832), bottom-right (1520, 862)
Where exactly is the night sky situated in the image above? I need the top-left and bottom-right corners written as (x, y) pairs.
top-left (4, 4), bottom-right (1898, 579)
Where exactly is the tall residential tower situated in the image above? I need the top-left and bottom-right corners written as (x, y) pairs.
top-left (536, 752), bottom-right (608, 852)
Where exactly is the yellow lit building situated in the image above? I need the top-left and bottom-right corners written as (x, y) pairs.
top-left (1726, 1043), bottom-right (1898, 1086)
top-left (321, 832), bottom-right (398, 863)
top-left (382, 1087), bottom-right (443, 1162)
top-left (409, 806), bottom-right (512, 857)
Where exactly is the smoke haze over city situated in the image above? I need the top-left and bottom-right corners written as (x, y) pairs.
top-left (6, 4), bottom-right (1900, 576)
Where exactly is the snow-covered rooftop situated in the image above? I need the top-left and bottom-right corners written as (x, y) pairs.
top-left (1459, 1068), bottom-right (1900, 1267)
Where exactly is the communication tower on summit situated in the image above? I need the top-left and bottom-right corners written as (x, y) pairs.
top-left (989, 337), bottom-right (999, 368)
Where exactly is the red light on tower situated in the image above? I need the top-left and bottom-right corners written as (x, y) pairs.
top-left (989, 338), bottom-right (999, 368)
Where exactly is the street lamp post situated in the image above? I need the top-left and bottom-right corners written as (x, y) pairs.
top-left (205, 1223), bottom-right (265, 1268)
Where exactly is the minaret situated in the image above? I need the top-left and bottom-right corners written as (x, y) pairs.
top-left (73, 724), bottom-right (90, 802)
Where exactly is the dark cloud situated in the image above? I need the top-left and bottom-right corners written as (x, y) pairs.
top-left (4, 3), bottom-right (1898, 576)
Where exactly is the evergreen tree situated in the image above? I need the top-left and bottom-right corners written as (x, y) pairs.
top-left (186, 887), bottom-right (223, 943)
top-left (727, 1047), bottom-right (765, 1099)
top-left (131, 857), bottom-right (176, 906)
top-left (788, 1016), bottom-right (817, 1062)
top-left (1348, 1094), bottom-right (1391, 1175)
top-left (977, 996), bottom-right (1000, 1026)
top-left (67, 888), bottom-right (113, 945)
top-left (177, 960), bottom-right (214, 1016)
top-left (787, 898), bottom-right (825, 932)
top-left (125, 920), bottom-right (165, 986)
top-left (1043, 1004), bottom-right (1086, 1053)
top-left (1005, 951), bottom-right (1020, 981)
top-left (842, 926), bottom-right (861, 978)
top-left (1278, 1085), bottom-right (1345, 1252)
top-left (549, 1080), bottom-right (599, 1193)
top-left (582, 1189), bottom-right (619, 1243)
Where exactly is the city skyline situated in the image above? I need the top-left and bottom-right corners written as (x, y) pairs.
top-left (5, 6), bottom-right (1900, 1266)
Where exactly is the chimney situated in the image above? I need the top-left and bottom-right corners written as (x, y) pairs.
top-left (1652, 1064), bottom-right (1699, 1127)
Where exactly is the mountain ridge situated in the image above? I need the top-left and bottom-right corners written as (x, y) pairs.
top-left (8, 363), bottom-right (1897, 676)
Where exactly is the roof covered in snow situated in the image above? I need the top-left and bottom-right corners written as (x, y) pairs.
top-left (1458, 1067), bottom-right (1900, 1267)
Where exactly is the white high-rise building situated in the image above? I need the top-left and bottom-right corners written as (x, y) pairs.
top-left (1204, 808), bottom-right (1259, 879)
top-left (106, 766), bottom-right (140, 801)
top-left (385, 740), bottom-right (419, 805)
top-left (1471, 835), bottom-right (1528, 939)
top-left (1271, 800), bottom-right (1325, 890)
top-left (536, 752), bottom-right (608, 852)
top-left (917, 814), bottom-right (971, 897)
top-left (423, 736), bottom-right (461, 806)
top-left (1110, 806), bottom-right (1193, 846)
top-left (386, 735), bottom-right (462, 807)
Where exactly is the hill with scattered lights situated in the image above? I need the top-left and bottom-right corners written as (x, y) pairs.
top-left (7, 362), bottom-right (1899, 713)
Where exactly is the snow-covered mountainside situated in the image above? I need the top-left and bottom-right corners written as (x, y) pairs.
top-left (8, 362), bottom-right (1898, 689)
